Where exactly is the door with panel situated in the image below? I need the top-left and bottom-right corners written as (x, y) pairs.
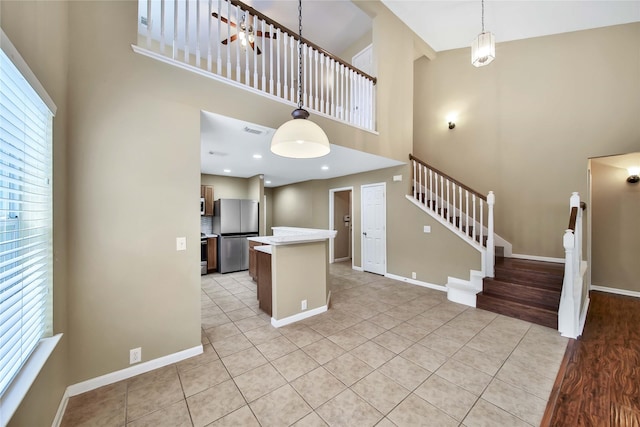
top-left (361, 183), bottom-right (386, 275)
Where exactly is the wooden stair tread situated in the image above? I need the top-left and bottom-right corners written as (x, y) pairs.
top-left (481, 280), bottom-right (560, 310)
top-left (487, 276), bottom-right (563, 292)
top-left (495, 257), bottom-right (564, 275)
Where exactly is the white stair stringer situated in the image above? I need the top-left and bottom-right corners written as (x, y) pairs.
top-left (447, 270), bottom-right (484, 307)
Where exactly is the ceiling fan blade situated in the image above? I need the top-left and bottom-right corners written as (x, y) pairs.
top-left (211, 12), bottom-right (237, 28)
top-left (249, 41), bottom-right (262, 55)
top-left (221, 34), bottom-right (239, 45)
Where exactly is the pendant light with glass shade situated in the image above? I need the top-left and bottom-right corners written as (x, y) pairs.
top-left (471, 0), bottom-right (495, 67)
top-left (270, 0), bottom-right (330, 158)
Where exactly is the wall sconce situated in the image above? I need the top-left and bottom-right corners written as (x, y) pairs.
top-left (628, 167), bottom-right (640, 183)
top-left (446, 113), bottom-right (457, 130)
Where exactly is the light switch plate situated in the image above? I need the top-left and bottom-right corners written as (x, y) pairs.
top-left (393, 175), bottom-right (403, 182)
top-left (176, 237), bottom-right (187, 251)
top-left (423, 226), bottom-right (431, 233)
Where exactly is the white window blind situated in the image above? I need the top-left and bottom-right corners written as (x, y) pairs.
top-left (0, 44), bottom-right (54, 397)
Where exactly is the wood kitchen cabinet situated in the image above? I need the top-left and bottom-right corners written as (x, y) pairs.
top-left (207, 237), bottom-right (217, 272)
top-left (249, 240), bottom-right (262, 282)
top-left (256, 250), bottom-right (272, 316)
top-left (201, 185), bottom-right (214, 216)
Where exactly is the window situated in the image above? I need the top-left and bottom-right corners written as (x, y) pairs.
top-left (0, 32), bottom-right (55, 398)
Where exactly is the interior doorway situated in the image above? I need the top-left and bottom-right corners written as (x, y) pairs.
top-left (329, 187), bottom-right (353, 265)
top-left (361, 182), bottom-right (386, 275)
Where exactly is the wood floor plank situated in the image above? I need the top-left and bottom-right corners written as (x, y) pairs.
top-left (543, 291), bottom-right (640, 427)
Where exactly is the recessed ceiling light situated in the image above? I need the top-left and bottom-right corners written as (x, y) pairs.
top-left (265, 180), bottom-right (271, 184)
top-left (321, 165), bottom-right (329, 171)
top-left (223, 169), bottom-right (231, 173)
top-left (253, 154), bottom-right (262, 159)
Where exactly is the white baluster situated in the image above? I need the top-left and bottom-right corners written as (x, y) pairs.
top-left (252, 16), bottom-right (258, 89)
top-left (305, 45), bottom-right (310, 108)
top-left (161, 0), bottom-right (166, 54)
top-left (465, 190), bottom-right (469, 235)
top-left (282, 34), bottom-right (288, 100)
top-left (260, 19), bottom-right (265, 91)
top-left (451, 183), bottom-right (457, 227)
top-left (314, 50), bottom-right (319, 111)
top-left (423, 165), bottom-right (427, 205)
top-left (245, 14), bottom-right (250, 85)
top-left (319, 54), bottom-right (325, 114)
top-left (196, 0), bottom-right (201, 67)
top-left (208, 0), bottom-right (213, 72)
top-left (173, 0), bottom-right (178, 59)
top-left (439, 175), bottom-right (444, 217)
top-left (214, 0), bottom-right (220, 74)
top-left (225, 1), bottom-right (231, 78)
top-left (429, 170), bottom-right (433, 210)
top-left (412, 160), bottom-right (417, 199)
top-left (446, 180), bottom-right (450, 223)
top-left (418, 163), bottom-right (422, 203)
top-left (458, 187), bottom-right (462, 231)
top-left (184, 0), bottom-right (189, 62)
top-left (472, 194), bottom-right (476, 241)
top-left (290, 35), bottom-right (295, 101)
top-left (146, 0), bottom-right (152, 48)
top-left (479, 199), bottom-right (484, 247)
top-left (235, 6), bottom-right (241, 82)
top-left (486, 191), bottom-right (495, 277)
top-left (272, 26), bottom-right (277, 96)
top-left (326, 56), bottom-right (332, 115)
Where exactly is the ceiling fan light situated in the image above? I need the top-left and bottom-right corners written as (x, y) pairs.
top-left (471, 31), bottom-right (495, 67)
top-left (271, 112), bottom-right (330, 159)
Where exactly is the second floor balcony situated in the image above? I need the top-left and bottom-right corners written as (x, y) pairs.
top-left (135, 0), bottom-right (377, 132)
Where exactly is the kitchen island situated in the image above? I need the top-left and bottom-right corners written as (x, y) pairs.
top-left (248, 227), bottom-right (336, 327)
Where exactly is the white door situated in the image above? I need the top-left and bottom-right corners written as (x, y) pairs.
top-left (361, 183), bottom-right (386, 275)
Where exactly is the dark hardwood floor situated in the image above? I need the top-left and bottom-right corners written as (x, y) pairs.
top-left (543, 291), bottom-right (640, 426)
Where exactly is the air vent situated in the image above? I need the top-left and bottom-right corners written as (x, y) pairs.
top-left (243, 126), bottom-right (264, 135)
top-left (208, 151), bottom-right (228, 156)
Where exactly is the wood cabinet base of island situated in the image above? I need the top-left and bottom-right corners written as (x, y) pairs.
top-left (256, 250), bottom-right (272, 316)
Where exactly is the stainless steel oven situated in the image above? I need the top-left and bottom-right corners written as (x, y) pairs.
top-left (200, 234), bottom-right (207, 275)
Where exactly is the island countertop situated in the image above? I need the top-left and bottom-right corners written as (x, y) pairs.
top-left (248, 227), bottom-right (336, 246)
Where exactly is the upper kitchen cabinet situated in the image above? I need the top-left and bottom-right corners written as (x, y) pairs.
top-left (201, 185), bottom-right (214, 216)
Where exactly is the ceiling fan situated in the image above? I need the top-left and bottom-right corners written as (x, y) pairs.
top-left (212, 11), bottom-right (277, 55)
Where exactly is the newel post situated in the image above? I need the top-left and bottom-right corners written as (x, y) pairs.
top-left (559, 229), bottom-right (576, 337)
top-left (486, 191), bottom-right (495, 278)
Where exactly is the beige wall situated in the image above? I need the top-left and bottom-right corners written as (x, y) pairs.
top-left (272, 241), bottom-right (328, 319)
top-left (201, 173), bottom-right (250, 199)
top-left (413, 23), bottom-right (640, 258)
top-left (591, 159), bottom-right (640, 292)
top-left (264, 187), bottom-right (274, 235)
top-left (2, 1), bottom-right (71, 425)
top-left (273, 165), bottom-right (481, 285)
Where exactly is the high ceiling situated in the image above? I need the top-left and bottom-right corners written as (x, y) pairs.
top-left (201, 0), bottom-right (640, 187)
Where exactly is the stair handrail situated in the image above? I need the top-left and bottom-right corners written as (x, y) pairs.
top-left (558, 192), bottom-right (586, 338)
top-left (409, 154), bottom-right (486, 201)
top-left (409, 154), bottom-right (495, 277)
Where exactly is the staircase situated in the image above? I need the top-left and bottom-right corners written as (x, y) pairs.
top-left (477, 257), bottom-right (564, 328)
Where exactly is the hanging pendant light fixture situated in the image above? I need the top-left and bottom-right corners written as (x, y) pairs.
top-left (471, 0), bottom-right (495, 67)
top-left (270, 0), bottom-right (330, 158)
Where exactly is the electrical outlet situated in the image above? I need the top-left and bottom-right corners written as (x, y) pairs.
top-left (423, 226), bottom-right (431, 233)
top-left (411, 272), bottom-right (417, 279)
top-left (301, 299), bottom-right (307, 310)
top-left (130, 347), bottom-right (142, 364)
top-left (176, 237), bottom-right (186, 251)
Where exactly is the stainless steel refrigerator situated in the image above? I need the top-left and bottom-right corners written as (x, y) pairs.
top-left (212, 199), bottom-right (259, 273)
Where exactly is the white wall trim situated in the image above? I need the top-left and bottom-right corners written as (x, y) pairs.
top-left (510, 253), bottom-right (565, 264)
top-left (271, 305), bottom-right (328, 328)
top-left (591, 284), bottom-right (640, 298)
top-left (66, 345), bottom-right (203, 397)
top-left (51, 388), bottom-right (69, 427)
top-left (0, 334), bottom-right (62, 427)
top-left (385, 273), bottom-right (447, 293)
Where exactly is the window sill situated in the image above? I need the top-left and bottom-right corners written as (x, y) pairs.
top-left (0, 334), bottom-right (63, 426)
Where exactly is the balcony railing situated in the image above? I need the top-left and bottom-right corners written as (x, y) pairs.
top-left (135, 0), bottom-right (377, 131)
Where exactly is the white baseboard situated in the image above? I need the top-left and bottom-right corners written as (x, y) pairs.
top-left (334, 257), bottom-right (351, 263)
top-left (271, 305), bottom-right (328, 328)
top-left (385, 273), bottom-right (447, 293)
top-left (66, 345), bottom-right (203, 397)
top-left (51, 387), bottom-right (69, 427)
top-left (591, 284), bottom-right (640, 298)
top-left (352, 265), bottom-right (363, 272)
top-left (510, 253), bottom-right (565, 264)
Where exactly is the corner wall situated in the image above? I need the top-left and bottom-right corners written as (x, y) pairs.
top-left (2, 1), bottom-right (70, 425)
top-left (413, 23), bottom-right (640, 258)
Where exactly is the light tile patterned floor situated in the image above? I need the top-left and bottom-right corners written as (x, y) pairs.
top-left (61, 262), bottom-right (569, 426)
